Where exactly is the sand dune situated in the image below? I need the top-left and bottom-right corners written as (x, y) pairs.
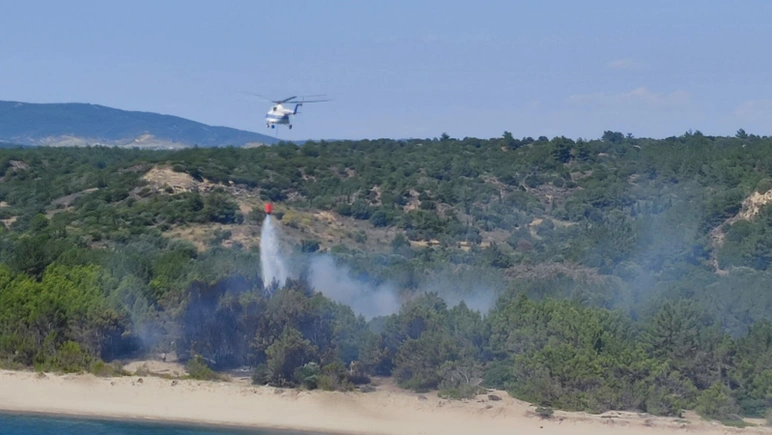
top-left (0, 368), bottom-right (770, 435)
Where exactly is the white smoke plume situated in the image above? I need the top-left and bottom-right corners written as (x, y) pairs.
top-left (260, 218), bottom-right (503, 319)
top-left (305, 255), bottom-right (504, 319)
top-left (417, 268), bottom-right (505, 315)
top-left (307, 254), bottom-right (401, 319)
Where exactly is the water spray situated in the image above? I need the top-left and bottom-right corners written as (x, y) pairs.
top-left (260, 203), bottom-right (288, 293)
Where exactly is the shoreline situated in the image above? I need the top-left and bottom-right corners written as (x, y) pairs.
top-left (0, 409), bottom-right (334, 435)
top-left (0, 368), bottom-right (373, 435)
top-left (2, 368), bottom-right (771, 435)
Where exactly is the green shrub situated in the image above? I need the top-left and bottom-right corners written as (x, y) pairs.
top-left (186, 355), bottom-right (221, 381)
top-left (695, 382), bottom-right (741, 422)
top-left (252, 363), bottom-right (269, 385)
top-left (535, 406), bottom-right (554, 418)
top-left (293, 362), bottom-right (321, 390)
top-left (53, 341), bottom-right (92, 373)
top-left (317, 362), bottom-right (354, 392)
top-left (438, 384), bottom-right (483, 400)
top-left (90, 360), bottom-right (129, 377)
top-left (756, 178), bottom-right (772, 193)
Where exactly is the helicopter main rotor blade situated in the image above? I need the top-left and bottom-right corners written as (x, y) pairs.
top-left (241, 92), bottom-right (331, 104)
top-left (286, 98), bottom-right (331, 104)
top-left (241, 92), bottom-right (280, 103)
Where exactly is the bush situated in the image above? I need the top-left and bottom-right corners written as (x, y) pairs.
top-left (438, 384), bottom-right (483, 400)
top-left (317, 362), bottom-right (354, 392)
top-left (644, 386), bottom-right (685, 418)
top-left (52, 341), bottom-right (93, 373)
top-left (293, 362), bottom-right (321, 390)
top-left (186, 355), bottom-right (221, 381)
top-left (369, 210), bottom-right (393, 227)
top-left (346, 361), bottom-right (371, 385)
top-left (695, 382), bottom-right (740, 422)
top-left (90, 360), bottom-right (130, 377)
top-left (756, 178), bottom-right (772, 194)
top-left (482, 360), bottom-right (514, 389)
top-left (535, 406), bottom-right (554, 419)
top-left (248, 206), bottom-right (267, 224)
top-left (203, 192), bottom-right (241, 224)
top-left (252, 363), bottom-right (269, 385)
top-left (299, 239), bottom-right (320, 253)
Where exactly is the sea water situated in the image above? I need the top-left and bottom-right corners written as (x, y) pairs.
top-left (0, 412), bottom-right (328, 435)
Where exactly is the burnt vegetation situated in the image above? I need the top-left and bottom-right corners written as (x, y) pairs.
top-left (2, 129), bottom-right (772, 423)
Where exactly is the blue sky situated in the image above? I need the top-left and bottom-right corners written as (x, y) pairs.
top-left (1, 0), bottom-right (771, 141)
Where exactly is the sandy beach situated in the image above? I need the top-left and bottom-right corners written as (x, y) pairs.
top-left (0, 363), bottom-right (770, 435)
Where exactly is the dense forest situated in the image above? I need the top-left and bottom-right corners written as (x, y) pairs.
top-left (3, 129), bottom-right (772, 425)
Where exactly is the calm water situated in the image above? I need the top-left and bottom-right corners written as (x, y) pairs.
top-left (0, 412), bottom-right (329, 435)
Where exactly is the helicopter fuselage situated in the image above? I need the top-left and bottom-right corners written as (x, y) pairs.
top-left (248, 94), bottom-right (328, 130)
top-left (265, 103), bottom-right (300, 129)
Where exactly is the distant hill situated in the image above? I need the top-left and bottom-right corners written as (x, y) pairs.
top-left (0, 100), bottom-right (280, 148)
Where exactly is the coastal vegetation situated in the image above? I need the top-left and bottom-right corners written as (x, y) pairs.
top-left (2, 129), bottom-right (772, 425)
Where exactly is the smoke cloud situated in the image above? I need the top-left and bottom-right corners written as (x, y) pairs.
top-left (419, 272), bottom-right (502, 314)
top-left (260, 219), bottom-right (505, 320)
top-left (302, 254), bottom-right (505, 319)
top-left (307, 254), bottom-right (401, 319)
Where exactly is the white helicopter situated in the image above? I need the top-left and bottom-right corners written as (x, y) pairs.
top-left (244, 93), bottom-right (330, 129)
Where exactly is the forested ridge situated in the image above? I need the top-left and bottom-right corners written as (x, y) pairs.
top-left (3, 129), bottom-right (772, 425)
top-left (0, 100), bottom-right (279, 147)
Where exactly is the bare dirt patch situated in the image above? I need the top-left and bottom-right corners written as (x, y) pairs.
top-left (8, 160), bottom-right (29, 171)
top-left (141, 167), bottom-right (204, 194)
top-left (709, 188), bottom-right (772, 274)
top-left (123, 357), bottom-right (187, 379)
top-left (51, 188), bottom-right (99, 208)
top-left (1, 216), bottom-right (16, 228)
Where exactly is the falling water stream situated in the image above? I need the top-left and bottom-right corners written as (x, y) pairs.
top-left (260, 215), bottom-right (288, 292)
